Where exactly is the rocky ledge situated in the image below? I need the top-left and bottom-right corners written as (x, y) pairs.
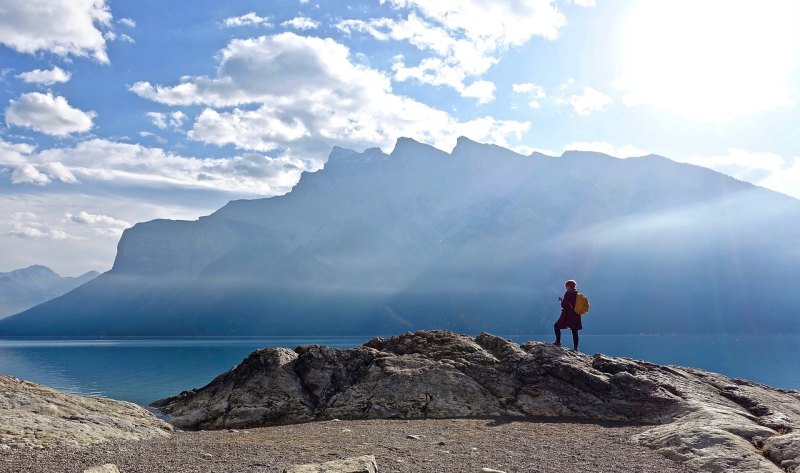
top-left (152, 330), bottom-right (800, 472)
top-left (0, 375), bottom-right (172, 450)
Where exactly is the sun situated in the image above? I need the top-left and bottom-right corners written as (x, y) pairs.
top-left (614, 0), bottom-right (799, 122)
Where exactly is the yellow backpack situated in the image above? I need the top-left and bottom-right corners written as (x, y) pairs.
top-left (574, 292), bottom-right (590, 315)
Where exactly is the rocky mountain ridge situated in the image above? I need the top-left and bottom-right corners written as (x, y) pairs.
top-left (152, 330), bottom-right (800, 472)
top-left (0, 265), bottom-right (99, 319)
top-left (2, 137), bottom-right (799, 335)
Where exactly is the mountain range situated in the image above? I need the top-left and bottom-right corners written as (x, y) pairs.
top-left (1, 137), bottom-right (798, 335)
top-left (0, 265), bottom-right (98, 319)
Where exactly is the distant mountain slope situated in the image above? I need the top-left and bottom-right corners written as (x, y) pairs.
top-left (1, 137), bottom-right (799, 335)
top-left (0, 265), bottom-right (99, 319)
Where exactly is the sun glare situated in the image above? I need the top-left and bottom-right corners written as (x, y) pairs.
top-left (616, 0), bottom-right (799, 122)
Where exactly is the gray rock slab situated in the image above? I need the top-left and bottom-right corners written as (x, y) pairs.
top-left (0, 375), bottom-right (172, 449)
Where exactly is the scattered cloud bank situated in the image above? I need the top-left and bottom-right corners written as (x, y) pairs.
top-left (223, 12), bottom-right (272, 28)
top-left (281, 17), bottom-right (319, 30)
top-left (680, 149), bottom-right (800, 199)
top-left (66, 211), bottom-right (130, 236)
top-left (337, 0), bottom-right (566, 103)
top-left (564, 87), bottom-right (612, 116)
top-left (563, 141), bottom-right (648, 158)
top-left (0, 137), bottom-right (306, 196)
top-left (146, 111), bottom-right (187, 130)
top-left (130, 32), bottom-right (529, 163)
top-left (15, 66), bottom-right (71, 85)
top-left (512, 83), bottom-right (546, 109)
top-left (117, 18), bottom-right (136, 28)
top-left (5, 92), bottom-right (95, 136)
top-left (0, 0), bottom-right (113, 63)
top-left (7, 212), bottom-right (77, 240)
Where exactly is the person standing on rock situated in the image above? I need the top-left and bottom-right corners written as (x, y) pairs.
top-left (554, 279), bottom-right (582, 351)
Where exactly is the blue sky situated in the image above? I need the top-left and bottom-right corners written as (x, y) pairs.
top-left (1, 0), bottom-right (799, 275)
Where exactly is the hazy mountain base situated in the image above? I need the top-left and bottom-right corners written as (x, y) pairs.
top-left (2, 137), bottom-right (799, 335)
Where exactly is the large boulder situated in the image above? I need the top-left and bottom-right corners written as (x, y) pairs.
top-left (0, 375), bottom-right (172, 449)
top-left (152, 330), bottom-right (800, 472)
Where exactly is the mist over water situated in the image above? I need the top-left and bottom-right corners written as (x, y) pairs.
top-left (0, 334), bottom-right (795, 406)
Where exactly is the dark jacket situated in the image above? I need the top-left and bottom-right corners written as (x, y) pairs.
top-left (556, 288), bottom-right (582, 330)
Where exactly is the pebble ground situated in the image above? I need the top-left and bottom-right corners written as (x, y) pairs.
top-left (1, 418), bottom-right (697, 473)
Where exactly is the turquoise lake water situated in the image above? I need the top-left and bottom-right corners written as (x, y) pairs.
top-left (0, 334), bottom-right (796, 406)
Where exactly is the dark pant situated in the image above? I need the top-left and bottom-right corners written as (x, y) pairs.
top-left (554, 323), bottom-right (579, 349)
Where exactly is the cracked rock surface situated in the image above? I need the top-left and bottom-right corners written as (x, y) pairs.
top-left (152, 330), bottom-right (800, 472)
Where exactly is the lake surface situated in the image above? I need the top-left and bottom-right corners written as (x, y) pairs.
top-left (0, 334), bottom-right (796, 406)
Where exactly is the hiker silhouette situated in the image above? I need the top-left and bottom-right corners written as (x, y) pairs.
top-left (554, 279), bottom-right (582, 351)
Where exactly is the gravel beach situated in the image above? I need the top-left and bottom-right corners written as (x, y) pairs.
top-left (2, 418), bottom-right (696, 472)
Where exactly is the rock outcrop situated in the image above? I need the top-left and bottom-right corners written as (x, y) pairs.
top-left (0, 375), bottom-right (172, 449)
top-left (153, 330), bottom-right (800, 473)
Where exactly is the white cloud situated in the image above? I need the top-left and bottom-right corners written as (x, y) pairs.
top-left (146, 112), bottom-right (167, 129)
top-left (11, 163), bottom-right (50, 185)
top-left (337, 1), bottom-right (566, 102)
top-left (512, 82), bottom-right (546, 108)
top-left (679, 149), bottom-right (800, 199)
top-left (7, 212), bottom-right (77, 240)
top-left (131, 33), bottom-right (530, 161)
top-left (169, 111), bottom-right (187, 129)
top-left (66, 211), bottom-right (130, 232)
top-left (118, 18), bottom-right (136, 28)
top-left (572, 0), bottom-right (596, 7)
top-left (0, 139), bottom-right (36, 165)
top-left (222, 12), bottom-right (272, 28)
top-left (5, 92), bottom-right (96, 136)
top-left (0, 0), bottom-right (113, 63)
top-left (0, 137), bottom-right (308, 196)
top-left (42, 162), bottom-right (79, 184)
top-left (16, 66), bottom-right (71, 85)
top-left (7, 158), bottom-right (78, 186)
top-left (146, 111), bottom-right (187, 130)
top-left (138, 131), bottom-right (167, 144)
top-left (281, 16), bottom-right (319, 30)
top-left (563, 141), bottom-right (648, 158)
top-left (565, 87), bottom-right (612, 116)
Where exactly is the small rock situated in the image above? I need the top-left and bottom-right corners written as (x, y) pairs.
top-left (341, 428), bottom-right (352, 433)
top-left (406, 434), bottom-right (423, 440)
top-left (480, 469), bottom-right (507, 473)
top-left (437, 441), bottom-right (446, 446)
top-left (200, 452), bottom-right (213, 460)
top-left (83, 465), bottom-right (120, 473)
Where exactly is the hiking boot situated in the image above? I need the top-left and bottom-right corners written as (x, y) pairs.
top-left (572, 347), bottom-right (579, 352)
top-left (552, 341), bottom-right (561, 347)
